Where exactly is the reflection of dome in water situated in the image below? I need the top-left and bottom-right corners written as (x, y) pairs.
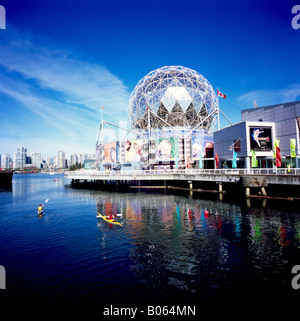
top-left (128, 66), bottom-right (218, 131)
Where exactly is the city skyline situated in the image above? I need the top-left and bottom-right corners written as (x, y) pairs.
top-left (0, 146), bottom-right (96, 169)
top-left (0, 0), bottom-right (299, 158)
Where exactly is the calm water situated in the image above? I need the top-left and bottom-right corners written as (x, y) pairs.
top-left (1, 173), bottom-right (300, 315)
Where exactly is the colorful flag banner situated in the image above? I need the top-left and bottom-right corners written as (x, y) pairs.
top-left (273, 139), bottom-right (280, 159)
top-left (215, 153), bottom-right (219, 169)
top-left (254, 100), bottom-right (258, 108)
top-left (186, 156), bottom-right (190, 169)
top-left (291, 139), bottom-right (296, 158)
top-left (101, 105), bottom-right (105, 110)
top-left (199, 154), bottom-right (203, 169)
top-left (251, 149), bottom-right (258, 168)
top-left (232, 151), bottom-right (237, 168)
top-left (217, 89), bottom-right (226, 99)
top-left (175, 156), bottom-right (179, 169)
top-left (276, 146), bottom-right (281, 167)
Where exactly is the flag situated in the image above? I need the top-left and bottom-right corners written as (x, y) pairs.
top-left (251, 149), bottom-right (258, 168)
top-left (175, 156), bottom-right (179, 169)
top-left (217, 89), bottom-right (226, 99)
top-left (199, 154), bottom-right (203, 169)
top-left (215, 153), bottom-right (219, 169)
top-left (276, 146), bottom-right (281, 167)
top-left (274, 139), bottom-right (280, 158)
top-left (232, 151), bottom-right (237, 168)
top-left (291, 139), bottom-right (296, 158)
top-left (101, 105), bottom-right (105, 110)
top-left (254, 100), bottom-right (258, 108)
top-left (186, 155), bottom-right (190, 169)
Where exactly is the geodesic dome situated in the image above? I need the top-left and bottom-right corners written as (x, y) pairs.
top-left (128, 66), bottom-right (218, 132)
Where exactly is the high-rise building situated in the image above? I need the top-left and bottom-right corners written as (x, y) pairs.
top-left (58, 150), bottom-right (65, 169)
top-left (1, 154), bottom-right (10, 169)
top-left (70, 154), bottom-right (78, 166)
top-left (79, 153), bottom-right (88, 165)
top-left (14, 147), bottom-right (27, 169)
top-left (46, 157), bottom-right (53, 168)
top-left (31, 152), bottom-right (42, 169)
top-left (53, 156), bottom-right (58, 168)
top-left (13, 152), bottom-right (17, 169)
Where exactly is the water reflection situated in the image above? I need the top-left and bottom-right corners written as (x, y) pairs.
top-left (3, 175), bottom-right (300, 307)
top-left (96, 192), bottom-right (300, 302)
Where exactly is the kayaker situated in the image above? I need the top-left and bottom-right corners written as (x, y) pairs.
top-left (37, 204), bottom-right (44, 215)
top-left (106, 213), bottom-right (115, 220)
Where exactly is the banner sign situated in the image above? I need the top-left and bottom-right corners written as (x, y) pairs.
top-left (291, 139), bottom-right (296, 157)
top-left (125, 140), bottom-right (143, 162)
top-left (192, 134), bottom-right (205, 160)
top-left (249, 127), bottom-right (272, 151)
top-left (156, 137), bottom-right (179, 161)
top-left (104, 142), bottom-right (117, 163)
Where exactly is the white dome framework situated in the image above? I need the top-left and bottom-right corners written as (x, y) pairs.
top-left (95, 66), bottom-right (224, 171)
top-left (128, 66), bottom-right (219, 133)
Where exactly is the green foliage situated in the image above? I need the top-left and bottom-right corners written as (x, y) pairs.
top-left (69, 163), bottom-right (83, 171)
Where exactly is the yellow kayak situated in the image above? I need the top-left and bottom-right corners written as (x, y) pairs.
top-left (97, 212), bottom-right (123, 227)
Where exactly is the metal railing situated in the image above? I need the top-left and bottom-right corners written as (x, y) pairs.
top-left (65, 168), bottom-right (300, 177)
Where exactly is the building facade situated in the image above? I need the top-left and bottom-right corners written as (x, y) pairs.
top-left (96, 66), bottom-right (219, 171)
top-left (241, 101), bottom-right (300, 168)
top-left (95, 64), bottom-right (299, 171)
top-left (58, 150), bottom-right (65, 169)
top-left (213, 121), bottom-right (274, 169)
top-left (1, 154), bottom-right (10, 169)
top-left (214, 101), bottom-right (299, 169)
top-left (70, 154), bottom-right (79, 166)
top-left (13, 147), bottom-right (27, 169)
top-left (30, 152), bottom-right (42, 169)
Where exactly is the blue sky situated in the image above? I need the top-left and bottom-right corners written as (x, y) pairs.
top-left (0, 0), bottom-right (299, 158)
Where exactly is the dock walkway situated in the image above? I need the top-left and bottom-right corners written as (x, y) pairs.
top-left (66, 168), bottom-right (300, 186)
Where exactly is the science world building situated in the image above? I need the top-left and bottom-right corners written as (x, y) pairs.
top-left (95, 66), bottom-right (300, 171)
top-left (96, 66), bottom-right (220, 171)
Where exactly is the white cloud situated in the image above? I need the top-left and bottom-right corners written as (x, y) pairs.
top-left (0, 28), bottom-right (130, 157)
top-left (237, 85), bottom-right (300, 109)
top-left (0, 33), bottom-right (130, 113)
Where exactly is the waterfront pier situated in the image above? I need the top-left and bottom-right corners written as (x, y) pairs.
top-left (65, 168), bottom-right (300, 199)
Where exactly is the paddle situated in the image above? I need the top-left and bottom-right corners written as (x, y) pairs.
top-left (97, 212), bottom-right (122, 218)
